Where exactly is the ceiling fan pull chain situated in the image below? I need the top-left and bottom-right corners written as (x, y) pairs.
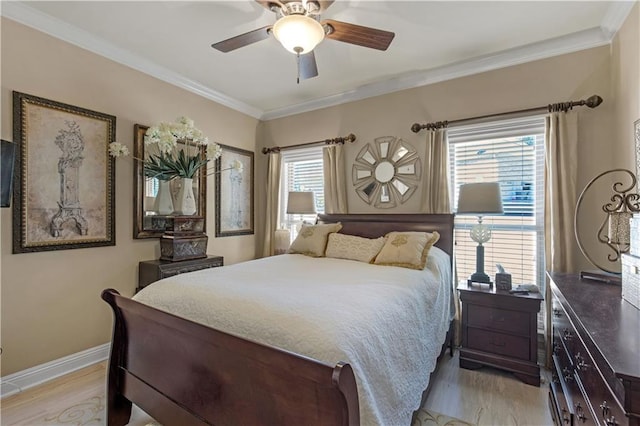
top-left (295, 47), bottom-right (302, 84)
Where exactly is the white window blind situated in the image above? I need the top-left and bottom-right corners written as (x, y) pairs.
top-left (449, 116), bottom-right (545, 288)
top-left (279, 147), bottom-right (324, 227)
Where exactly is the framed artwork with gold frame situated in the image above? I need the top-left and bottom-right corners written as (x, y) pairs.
top-left (12, 91), bottom-right (116, 253)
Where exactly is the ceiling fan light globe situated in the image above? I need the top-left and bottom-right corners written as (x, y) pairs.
top-left (273, 14), bottom-right (325, 54)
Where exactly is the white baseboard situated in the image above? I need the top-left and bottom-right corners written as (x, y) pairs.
top-left (1, 343), bottom-right (110, 399)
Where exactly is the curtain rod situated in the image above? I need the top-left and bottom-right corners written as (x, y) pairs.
top-left (410, 94), bottom-right (603, 133)
top-left (261, 133), bottom-right (356, 154)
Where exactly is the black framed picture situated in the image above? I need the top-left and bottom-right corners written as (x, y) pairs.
top-left (1, 139), bottom-right (16, 208)
top-left (215, 144), bottom-right (254, 237)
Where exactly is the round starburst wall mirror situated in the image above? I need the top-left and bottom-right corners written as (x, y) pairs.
top-left (352, 136), bottom-right (422, 208)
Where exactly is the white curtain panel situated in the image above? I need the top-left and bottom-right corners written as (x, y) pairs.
top-left (323, 144), bottom-right (348, 214)
top-left (421, 129), bottom-right (451, 213)
top-left (262, 152), bottom-right (282, 257)
top-left (544, 111), bottom-right (578, 273)
top-left (543, 110), bottom-right (578, 366)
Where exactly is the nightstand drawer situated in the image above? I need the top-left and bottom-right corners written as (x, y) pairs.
top-left (467, 304), bottom-right (529, 335)
top-left (467, 328), bottom-right (530, 360)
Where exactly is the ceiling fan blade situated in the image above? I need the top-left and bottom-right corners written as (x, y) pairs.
top-left (211, 26), bottom-right (272, 53)
top-left (299, 51), bottom-right (319, 81)
top-left (323, 19), bottom-right (395, 51)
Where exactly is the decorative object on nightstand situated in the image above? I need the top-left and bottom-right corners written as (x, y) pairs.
top-left (458, 282), bottom-right (542, 386)
top-left (137, 255), bottom-right (223, 292)
top-left (575, 168), bottom-right (639, 283)
top-left (495, 263), bottom-right (512, 291)
top-left (456, 182), bottom-right (504, 286)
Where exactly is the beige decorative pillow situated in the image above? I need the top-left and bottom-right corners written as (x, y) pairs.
top-left (374, 231), bottom-right (440, 270)
top-left (325, 233), bottom-right (386, 263)
top-left (288, 223), bottom-right (342, 257)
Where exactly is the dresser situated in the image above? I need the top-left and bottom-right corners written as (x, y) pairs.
top-left (458, 283), bottom-right (543, 386)
top-left (137, 255), bottom-right (224, 293)
top-left (549, 272), bottom-right (640, 426)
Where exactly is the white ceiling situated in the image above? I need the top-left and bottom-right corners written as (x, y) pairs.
top-left (2, 1), bottom-right (635, 120)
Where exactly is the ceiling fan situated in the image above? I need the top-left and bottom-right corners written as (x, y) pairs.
top-left (211, 0), bottom-right (395, 83)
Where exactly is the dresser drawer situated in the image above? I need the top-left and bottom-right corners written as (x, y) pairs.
top-left (551, 354), bottom-right (575, 426)
top-left (571, 336), bottom-right (626, 425)
top-left (467, 327), bottom-right (530, 360)
top-left (467, 304), bottom-right (530, 335)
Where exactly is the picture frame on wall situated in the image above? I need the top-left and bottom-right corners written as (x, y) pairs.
top-left (1, 139), bottom-right (16, 208)
top-left (215, 144), bottom-right (254, 237)
top-left (12, 91), bottom-right (116, 253)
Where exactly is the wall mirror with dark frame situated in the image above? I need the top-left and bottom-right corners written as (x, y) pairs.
top-left (133, 124), bottom-right (207, 239)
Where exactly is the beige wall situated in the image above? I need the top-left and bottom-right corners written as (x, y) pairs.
top-left (0, 18), bottom-right (258, 375)
top-left (257, 46), bottom-right (617, 271)
top-left (1, 4), bottom-right (638, 377)
top-left (612, 2), bottom-right (639, 171)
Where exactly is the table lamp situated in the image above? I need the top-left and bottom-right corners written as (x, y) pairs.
top-left (286, 191), bottom-right (316, 235)
top-left (457, 182), bottom-right (504, 286)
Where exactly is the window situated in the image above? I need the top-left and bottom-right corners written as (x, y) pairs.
top-left (448, 116), bottom-right (545, 289)
top-left (279, 147), bottom-right (324, 229)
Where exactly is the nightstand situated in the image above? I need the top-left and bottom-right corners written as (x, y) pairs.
top-left (137, 255), bottom-right (224, 293)
top-left (458, 282), bottom-right (543, 386)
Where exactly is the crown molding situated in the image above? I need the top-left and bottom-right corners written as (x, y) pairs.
top-left (600, 0), bottom-right (636, 38)
top-left (0, 2), bottom-right (263, 119)
top-left (260, 25), bottom-right (613, 120)
top-left (2, 1), bottom-right (632, 122)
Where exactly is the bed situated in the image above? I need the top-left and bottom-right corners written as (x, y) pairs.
top-left (102, 213), bottom-right (454, 426)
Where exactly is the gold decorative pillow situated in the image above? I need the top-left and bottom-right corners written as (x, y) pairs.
top-left (325, 233), bottom-right (386, 263)
top-left (287, 223), bottom-right (342, 257)
top-left (374, 231), bottom-right (440, 270)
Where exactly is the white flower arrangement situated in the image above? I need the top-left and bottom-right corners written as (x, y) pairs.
top-left (108, 116), bottom-right (242, 181)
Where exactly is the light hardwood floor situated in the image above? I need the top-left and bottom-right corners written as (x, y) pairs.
top-left (1, 351), bottom-right (553, 425)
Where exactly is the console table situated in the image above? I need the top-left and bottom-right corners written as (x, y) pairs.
top-left (137, 255), bottom-right (223, 293)
top-left (548, 272), bottom-right (640, 426)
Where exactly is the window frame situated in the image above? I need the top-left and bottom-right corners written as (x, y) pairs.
top-left (448, 116), bottom-right (546, 289)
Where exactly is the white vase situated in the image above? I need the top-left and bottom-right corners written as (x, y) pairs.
top-left (175, 177), bottom-right (197, 215)
top-left (154, 180), bottom-right (174, 215)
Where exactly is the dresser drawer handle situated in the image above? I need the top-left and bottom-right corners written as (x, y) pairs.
top-left (490, 339), bottom-right (506, 347)
top-left (575, 403), bottom-right (588, 423)
top-left (575, 352), bottom-right (590, 371)
top-left (553, 308), bottom-right (562, 317)
top-left (562, 367), bottom-right (574, 382)
top-left (600, 401), bottom-right (610, 417)
top-left (605, 416), bottom-right (619, 426)
top-left (563, 328), bottom-right (573, 340)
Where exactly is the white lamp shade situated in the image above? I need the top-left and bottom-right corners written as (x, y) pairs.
top-left (273, 15), bottom-right (325, 54)
top-left (457, 182), bottom-right (504, 215)
top-left (287, 191), bottom-right (316, 214)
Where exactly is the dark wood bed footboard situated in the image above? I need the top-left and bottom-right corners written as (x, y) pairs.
top-left (101, 289), bottom-right (360, 426)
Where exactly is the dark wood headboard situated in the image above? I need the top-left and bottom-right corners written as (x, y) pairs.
top-left (317, 213), bottom-right (454, 259)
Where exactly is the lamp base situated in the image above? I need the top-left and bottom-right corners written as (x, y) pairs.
top-left (467, 272), bottom-right (493, 288)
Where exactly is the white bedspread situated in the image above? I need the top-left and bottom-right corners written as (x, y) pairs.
top-left (134, 247), bottom-right (452, 426)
